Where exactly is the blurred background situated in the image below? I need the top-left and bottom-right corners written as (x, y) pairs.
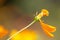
top-left (0, 0), bottom-right (60, 40)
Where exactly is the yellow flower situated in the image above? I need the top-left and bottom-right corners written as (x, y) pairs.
top-left (35, 9), bottom-right (49, 21)
top-left (37, 9), bottom-right (56, 38)
top-left (7, 9), bottom-right (56, 40)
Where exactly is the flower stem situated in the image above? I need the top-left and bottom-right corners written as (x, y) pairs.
top-left (7, 20), bottom-right (36, 40)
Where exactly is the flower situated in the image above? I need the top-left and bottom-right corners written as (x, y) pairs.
top-left (35, 9), bottom-right (56, 38)
top-left (37, 9), bottom-right (56, 38)
top-left (7, 9), bottom-right (56, 40)
top-left (34, 9), bottom-right (56, 38)
top-left (34, 9), bottom-right (49, 21)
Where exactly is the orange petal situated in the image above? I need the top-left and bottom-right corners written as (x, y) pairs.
top-left (40, 20), bottom-right (56, 32)
top-left (0, 25), bottom-right (8, 38)
top-left (39, 20), bottom-right (56, 38)
top-left (43, 28), bottom-right (54, 38)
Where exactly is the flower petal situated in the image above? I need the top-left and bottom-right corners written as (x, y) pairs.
top-left (40, 20), bottom-right (56, 32)
top-left (39, 20), bottom-right (56, 38)
top-left (43, 28), bottom-right (54, 38)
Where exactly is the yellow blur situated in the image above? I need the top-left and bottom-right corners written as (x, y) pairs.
top-left (10, 29), bottom-right (37, 40)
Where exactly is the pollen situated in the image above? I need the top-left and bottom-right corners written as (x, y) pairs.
top-left (34, 9), bottom-right (49, 21)
top-left (41, 9), bottom-right (49, 16)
